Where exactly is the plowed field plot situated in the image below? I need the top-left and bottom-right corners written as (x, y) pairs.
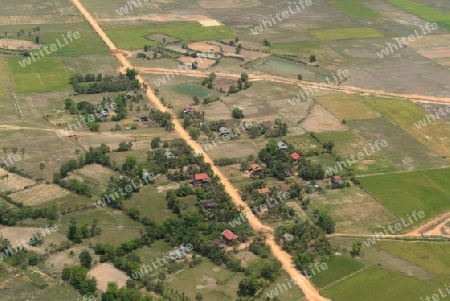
top-left (10, 184), bottom-right (69, 206)
top-left (88, 263), bottom-right (129, 292)
top-left (0, 169), bottom-right (35, 192)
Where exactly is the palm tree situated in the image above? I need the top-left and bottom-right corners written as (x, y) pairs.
top-left (2, 148), bottom-right (7, 159)
top-left (94, 226), bottom-right (102, 244)
top-left (20, 148), bottom-right (25, 170)
top-left (39, 163), bottom-right (45, 180)
top-left (2, 32), bottom-right (7, 48)
top-left (11, 147), bottom-right (17, 155)
top-left (69, 217), bottom-right (77, 240)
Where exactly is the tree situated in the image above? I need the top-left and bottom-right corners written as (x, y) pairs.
top-left (94, 226), bottom-right (102, 244)
top-left (151, 137), bottom-right (161, 149)
top-left (309, 54), bottom-right (316, 63)
top-left (232, 108), bottom-right (244, 119)
top-left (39, 163), bottom-right (45, 179)
top-left (263, 39), bottom-right (270, 46)
top-left (228, 85), bottom-right (238, 94)
top-left (317, 212), bottom-right (335, 234)
top-left (125, 68), bottom-right (138, 81)
top-left (352, 241), bottom-right (362, 257)
top-left (79, 250), bottom-right (93, 269)
top-left (193, 96), bottom-right (200, 105)
top-left (298, 74), bottom-right (303, 80)
top-left (195, 293), bottom-right (203, 301)
top-left (12, 147), bottom-right (17, 154)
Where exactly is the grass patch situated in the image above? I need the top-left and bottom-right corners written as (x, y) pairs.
top-left (365, 98), bottom-right (427, 125)
top-left (103, 22), bottom-right (235, 50)
top-left (359, 168), bottom-right (450, 221)
top-left (7, 57), bottom-right (71, 94)
top-left (402, 122), bottom-right (450, 157)
top-left (321, 265), bottom-right (439, 301)
top-left (327, 0), bottom-right (380, 19)
top-left (309, 28), bottom-right (383, 40)
top-left (310, 256), bottom-right (365, 288)
top-left (315, 94), bottom-right (379, 121)
top-left (172, 84), bottom-right (209, 97)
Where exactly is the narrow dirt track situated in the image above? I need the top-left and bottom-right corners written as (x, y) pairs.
top-left (70, 0), bottom-right (328, 300)
top-left (136, 67), bottom-right (450, 105)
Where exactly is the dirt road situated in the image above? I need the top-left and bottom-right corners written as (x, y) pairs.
top-left (136, 67), bottom-right (450, 105)
top-left (71, 0), bottom-right (328, 300)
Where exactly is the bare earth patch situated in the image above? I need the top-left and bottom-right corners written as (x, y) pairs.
top-left (301, 104), bottom-right (347, 133)
top-left (88, 263), bottom-right (129, 292)
top-left (178, 56), bottom-right (216, 69)
top-left (0, 169), bottom-right (35, 192)
top-left (0, 226), bottom-right (43, 245)
top-left (188, 42), bottom-right (220, 53)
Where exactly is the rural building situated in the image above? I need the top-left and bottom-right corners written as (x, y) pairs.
top-left (260, 121), bottom-right (273, 129)
top-left (221, 229), bottom-right (238, 244)
top-left (193, 173), bottom-right (211, 187)
top-left (291, 152), bottom-right (302, 161)
top-left (184, 106), bottom-right (195, 114)
top-left (219, 127), bottom-right (231, 137)
top-left (277, 141), bottom-right (287, 150)
top-left (100, 110), bottom-right (109, 117)
top-left (134, 115), bottom-right (148, 122)
top-left (257, 187), bottom-right (270, 194)
top-left (126, 91), bottom-right (136, 99)
top-left (165, 151), bottom-right (175, 159)
top-left (204, 200), bottom-right (217, 211)
top-left (283, 233), bottom-right (294, 241)
top-left (249, 163), bottom-right (262, 174)
top-left (329, 175), bottom-right (343, 184)
top-left (282, 185), bottom-right (290, 191)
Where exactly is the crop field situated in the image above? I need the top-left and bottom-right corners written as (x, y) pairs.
top-left (7, 58), bottom-right (71, 94)
top-left (309, 186), bottom-right (400, 233)
top-left (317, 130), bottom-right (397, 175)
top-left (403, 122), bottom-right (450, 157)
top-left (102, 22), bottom-right (235, 50)
top-left (326, 0), bottom-right (381, 19)
top-left (310, 255), bottom-right (365, 288)
top-left (314, 93), bottom-right (380, 121)
top-left (67, 164), bottom-right (118, 198)
top-left (172, 84), bottom-right (210, 97)
top-left (268, 41), bottom-right (345, 65)
top-left (347, 117), bottom-right (446, 170)
top-left (376, 241), bottom-right (450, 284)
top-left (0, 169), bottom-right (35, 192)
top-left (321, 265), bottom-right (439, 301)
top-left (359, 168), bottom-right (450, 221)
top-left (387, 0), bottom-right (450, 28)
top-left (9, 183), bottom-right (69, 206)
top-left (365, 98), bottom-right (427, 125)
top-left (309, 28), bottom-right (384, 41)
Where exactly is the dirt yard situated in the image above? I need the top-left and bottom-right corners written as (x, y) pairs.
top-left (88, 263), bottom-right (129, 292)
top-left (178, 56), bottom-right (216, 69)
top-left (0, 38), bottom-right (40, 50)
top-left (188, 42), bottom-right (220, 53)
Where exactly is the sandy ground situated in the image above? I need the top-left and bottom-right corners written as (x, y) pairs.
top-left (188, 41), bottom-right (221, 53)
top-left (0, 226), bottom-right (49, 246)
top-left (178, 56), bottom-right (216, 69)
top-left (88, 263), bottom-right (129, 292)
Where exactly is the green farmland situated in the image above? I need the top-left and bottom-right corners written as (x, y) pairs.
top-left (359, 168), bottom-right (450, 222)
top-left (309, 28), bottom-right (383, 40)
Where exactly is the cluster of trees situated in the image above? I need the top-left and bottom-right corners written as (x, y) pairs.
top-left (232, 108), bottom-right (244, 119)
top-left (0, 201), bottom-right (58, 226)
top-left (200, 72), bottom-right (216, 89)
top-left (62, 265), bottom-right (97, 295)
top-left (276, 220), bottom-right (332, 275)
top-left (229, 73), bottom-right (251, 94)
top-left (298, 159), bottom-right (325, 180)
top-left (70, 69), bottom-right (140, 94)
top-left (67, 217), bottom-right (102, 243)
top-left (148, 109), bottom-right (173, 130)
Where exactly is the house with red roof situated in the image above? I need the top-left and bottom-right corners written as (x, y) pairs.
top-left (329, 175), bottom-right (343, 184)
top-left (221, 229), bottom-right (238, 244)
top-left (249, 163), bottom-right (262, 174)
top-left (282, 185), bottom-right (290, 191)
top-left (257, 187), bottom-right (270, 194)
top-left (193, 173), bottom-right (211, 187)
top-left (291, 152), bottom-right (302, 161)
